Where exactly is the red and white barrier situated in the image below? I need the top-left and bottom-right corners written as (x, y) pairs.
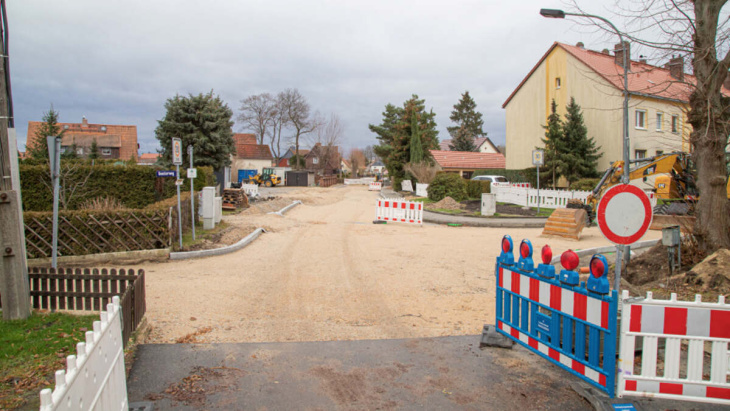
top-left (618, 291), bottom-right (730, 405)
top-left (369, 182), bottom-right (382, 191)
top-left (375, 199), bottom-right (423, 225)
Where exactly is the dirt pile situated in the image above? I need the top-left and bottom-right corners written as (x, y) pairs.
top-left (428, 197), bottom-right (463, 211)
top-left (685, 248), bottom-right (730, 292)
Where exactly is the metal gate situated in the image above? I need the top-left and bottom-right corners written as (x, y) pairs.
top-left (286, 171), bottom-right (308, 187)
top-left (494, 236), bottom-right (619, 397)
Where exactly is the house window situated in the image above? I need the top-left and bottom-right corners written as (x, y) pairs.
top-left (313, 157), bottom-right (319, 165)
top-left (555, 77), bottom-right (561, 89)
top-left (671, 115), bottom-right (679, 133)
top-left (635, 110), bottom-right (646, 129)
top-left (635, 149), bottom-right (647, 159)
top-left (101, 148), bottom-right (112, 156)
top-left (76, 147), bottom-right (84, 155)
top-left (61, 146), bottom-right (68, 153)
top-left (656, 112), bottom-right (663, 131)
top-left (656, 150), bottom-right (664, 156)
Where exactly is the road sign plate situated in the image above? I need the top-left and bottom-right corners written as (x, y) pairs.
top-left (532, 149), bottom-right (544, 166)
top-left (156, 170), bottom-right (176, 178)
top-left (172, 138), bottom-right (183, 165)
top-left (175, 179), bottom-right (184, 186)
top-left (597, 184), bottom-right (653, 245)
top-left (187, 168), bottom-right (197, 179)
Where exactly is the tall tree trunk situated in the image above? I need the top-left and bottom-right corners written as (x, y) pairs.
top-left (689, 0), bottom-right (730, 252)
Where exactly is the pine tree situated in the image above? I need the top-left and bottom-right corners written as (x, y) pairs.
top-left (28, 105), bottom-right (65, 160)
top-left (540, 100), bottom-right (566, 189)
top-left (447, 91), bottom-right (485, 152)
top-left (61, 140), bottom-right (79, 159)
top-left (155, 91), bottom-right (235, 169)
top-left (88, 138), bottom-right (100, 160)
top-left (562, 97), bottom-right (602, 184)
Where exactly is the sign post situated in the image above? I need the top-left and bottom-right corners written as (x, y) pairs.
top-left (188, 145), bottom-right (195, 241)
top-left (172, 138), bottom-right (183, 250)
top-left (532, 149), bottom-right (544, 214)
top-left (46, 136), bottom-right (61, 269)
top-left (597, 184), bottom-right (653, 291)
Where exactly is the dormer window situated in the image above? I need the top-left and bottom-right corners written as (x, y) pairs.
top-left (313, 157), bottom-right (319, 165)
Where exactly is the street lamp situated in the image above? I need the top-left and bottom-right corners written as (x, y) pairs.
top-left (540, 8), bottom-right (631, 291)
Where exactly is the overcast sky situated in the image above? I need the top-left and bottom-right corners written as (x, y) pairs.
top-left (11, 0), bottom-right (643, 155)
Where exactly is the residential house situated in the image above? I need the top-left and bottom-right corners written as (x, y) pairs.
top-left (368, 160), bottom-right (386, 175)
top-left (502, 41), bottom-right (730, 171)
top-left (429, 150), bottom-right (506, 179)
top-left (341, 159), bottom-right (352, 175)
top-left (26, 117), bottom-right (138, 160)
top-left (305, 142), bottom-right (340, 175)
top-left (137, 153), bottom-right (160, 166)
top-left (438, 137), bottom-right (501, 154)
top-left (277, 146), bottom-right (310, 167)
top-left (230, 133), bottom-right (273, 182)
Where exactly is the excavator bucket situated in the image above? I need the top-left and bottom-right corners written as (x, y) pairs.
top-left (541, 208), bottom-right (587, 240)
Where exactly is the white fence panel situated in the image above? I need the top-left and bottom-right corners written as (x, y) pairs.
top-left (40, 296), bottom-right (128, 411)
top-left (415, 183), bottom-right (429, 197)
top-left (241, 183), bottom-right (259, 197)
top-left (618, 291), bottom-right (730, 405)
top-left (345, 177), bottom-right (375, 185)
top-left (375, 199), bottom-right (423, 225)
top-left (369, 182), bottom-right (382, 191)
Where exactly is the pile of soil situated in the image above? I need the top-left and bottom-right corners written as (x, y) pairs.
top-left (461, 200), bottom-right (538, 217)
top-left (428, 196), bottom-right (463, 211)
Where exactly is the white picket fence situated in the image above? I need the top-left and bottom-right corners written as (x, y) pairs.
top-left (415, 183), bottom-right (428, 197)
top-left (40, 296), bottom-right (128, 411)
top-left (375, 199), bottom-right (423, 225)
top-left (241, 183), bottom-right (259, 197)
top-left (344, 177), bottom-right (375, 185)
top-left (618, 291), bottom-right (730, 405)
top-left (491, 183), bottom-right (657, 209)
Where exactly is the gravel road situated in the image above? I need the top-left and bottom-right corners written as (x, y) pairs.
top-left (140, 185), bottom-right (661, 344)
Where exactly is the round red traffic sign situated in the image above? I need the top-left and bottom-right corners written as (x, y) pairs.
top-left (596, 184), bottom-right (653, 245)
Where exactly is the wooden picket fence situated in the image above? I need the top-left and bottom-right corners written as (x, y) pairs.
top-left (24, 209), bottom-right (170, 259)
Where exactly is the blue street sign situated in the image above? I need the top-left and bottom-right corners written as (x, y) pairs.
top-left (156, 170), bottom-right (177, 178)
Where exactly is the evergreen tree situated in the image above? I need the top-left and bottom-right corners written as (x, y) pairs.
top-left (155, 91), bottom-right (235, 170)
top-left (88, 138), bottom-right (100, 160)
top-left (61, 141), bottom-right (79, 159)
top-left (447, 91), bottom-right (485, 152)
top-left (28, 105), bottom-right (65, 160)
top-left (540, 100), bottom-right (566, 189)
top-left (562, 97), bottom-right (602, 184)
top-left (408, 106), bottom-right (424, 163)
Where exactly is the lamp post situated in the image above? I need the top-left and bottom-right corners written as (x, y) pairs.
top-left (540, 8), bottom-right (631, 291)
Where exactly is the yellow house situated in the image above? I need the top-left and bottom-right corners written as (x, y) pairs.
top-left (502, 42), bottom-right (699, 172)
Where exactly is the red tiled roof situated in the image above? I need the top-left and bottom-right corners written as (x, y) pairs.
top-left (233, 133), bottom-right (257, 146)
top-left (236, 143), bottom-right (273, 160)
top-left (139, 153), bottom-right (159, 160)
top-left (429, 150), bottom-right (505, 169)
top-left (26, 119), bottom-right (138, 160)
top-left (503, 42), bottom-right (730, 108)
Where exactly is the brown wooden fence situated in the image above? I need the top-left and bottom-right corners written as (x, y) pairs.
top-left (24, 210), bottom-right (170, 259)
top-left (0, 267), bottom-right (146, 347)
top-left (318, 175), bottom-right (338, 187)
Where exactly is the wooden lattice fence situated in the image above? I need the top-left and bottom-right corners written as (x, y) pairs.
top-left (24, 209), bottom-right (170, 259)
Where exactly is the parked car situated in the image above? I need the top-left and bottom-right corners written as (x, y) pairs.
top-left (471, 175), bottom-right (509, 183)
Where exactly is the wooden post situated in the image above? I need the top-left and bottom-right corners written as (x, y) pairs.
top-left (0, 25), bottom-right (30, 319)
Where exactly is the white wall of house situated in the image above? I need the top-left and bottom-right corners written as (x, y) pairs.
top-left (232, 158), bottom-right (272, 177)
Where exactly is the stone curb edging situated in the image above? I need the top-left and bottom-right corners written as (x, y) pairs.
top-left (169, 228), bottom-right (266, 260)
top-left (268, 200), bottom-right (303, 216)
top-left (423, 211), bottom-right (548, 228)
top-left (548, 238), bottom-right (661, 265)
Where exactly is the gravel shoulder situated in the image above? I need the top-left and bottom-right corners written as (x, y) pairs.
top-left (136, 185), bottom-right (662, 344)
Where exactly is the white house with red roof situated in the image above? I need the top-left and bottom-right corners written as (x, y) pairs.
top-left (230, 133), bottom-right (273, 179)
top-left (429, 150), bottom-right (506, 179)
top-left (503, 41), bottom-right (730, 171)
top-left (438, 137), bottom-right (501, 154)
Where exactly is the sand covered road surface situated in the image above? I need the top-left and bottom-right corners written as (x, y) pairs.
top-left (141, 185), bottom-right (661, 344)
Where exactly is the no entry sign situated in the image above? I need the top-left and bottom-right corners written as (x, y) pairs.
top-left (597, 184), bottom-right (653, 245)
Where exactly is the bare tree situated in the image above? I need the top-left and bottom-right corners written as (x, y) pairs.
top-left (268, 93), bottom-right (290, 160)
top-left (280, 88), bottom-right (321, 169)
top-left (237, 93), bottom-right (276, 145)
top-left (404, 162), bottom-right (439, 184)
top-left (578, 0), bottom-right (730, 251)
top-left (349, 149), bottom-right (366, 177)
top-left (311, 113), bottom-right (345, 174)
top-left (41, 161), bottom-right (97, 210)
top-left (363, 145), bottom-right (375, 165)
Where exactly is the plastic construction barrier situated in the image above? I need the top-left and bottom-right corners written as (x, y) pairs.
top-left (369, 182), bottom-right (382, 191)
top-left (618, 291), bottom-right (730, 405)
top-left (495, 236), bottom-right (618, 397)
top-left (375, 199), bottom-right (423, 225)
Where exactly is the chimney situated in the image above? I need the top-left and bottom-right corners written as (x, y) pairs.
top-left (81, 116), bottom-right (88, 128)
top-left (614, 42), bottom-right (630, 69)
top-left (576, 41), bottom-right (585, 49)
top-left (665, 55), bottom-right (684, 81)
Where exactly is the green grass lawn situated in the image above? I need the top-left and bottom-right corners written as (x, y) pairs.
top-left (178, 220), bottom-right (230, 250)
top-left (0, 312), bottom-right (97, 410)
top-left (409, 197), bottom-right (434, 204)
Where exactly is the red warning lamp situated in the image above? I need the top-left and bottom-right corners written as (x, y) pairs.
top-left (501, 236), bottom-right (512, 253)
top-left (520, 241), bottom-right (531, 258)
top-left (541, 245), bottom-right (552, 265)
top-left (590, 256), bottom-right (605, 278)
top-left (560, 250), bottom-right (580, 271)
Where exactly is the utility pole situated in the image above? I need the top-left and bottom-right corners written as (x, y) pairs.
top-left (0, 11), bottom-right (30, 319)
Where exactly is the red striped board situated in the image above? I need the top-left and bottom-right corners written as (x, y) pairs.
top-left (375, 199), bottom-right (423, 225)
top-left (369, 182), bottom-right (382, 191)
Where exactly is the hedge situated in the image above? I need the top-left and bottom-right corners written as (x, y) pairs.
top-left (466, 180), bottom-right (491, 198)
top-left (428, 173), bottom-right (467, 202)
top-left (472, 168), bottom-right (538, 187)
top-left (569, 178), bottom-right (600, 191)
top-left (19, 162), bottom-right (215, 211)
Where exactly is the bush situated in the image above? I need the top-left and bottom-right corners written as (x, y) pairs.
top-left (569, 178), bottom-right (600, 191)
top-left (428, 173), bottom-right (467, 202)
top-left (466, 180), bottom-right (491, 198)
top-left (19, 162), bottom-right (216, 211)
